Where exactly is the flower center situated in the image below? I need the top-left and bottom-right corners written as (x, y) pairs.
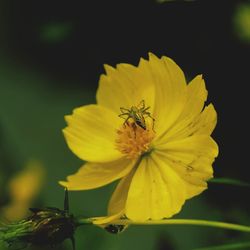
top-left (116, 122), bottom-right (155, 159)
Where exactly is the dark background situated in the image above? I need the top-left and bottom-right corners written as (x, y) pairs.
top-left (0, 1), bottom-right (250, 250)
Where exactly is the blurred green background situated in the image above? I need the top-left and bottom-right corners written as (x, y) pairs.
top-left (1, 1), bottom-right (250, 249)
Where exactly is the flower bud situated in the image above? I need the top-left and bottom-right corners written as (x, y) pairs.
top-left (0, 189), bottom-right (76, 249)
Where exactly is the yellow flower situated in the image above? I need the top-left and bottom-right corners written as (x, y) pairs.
top-left (60, 53), bottom-right (218, 221)
top-left (233, 3), bottom-right (250, 43)
top-left (1, 160), bottom-right (45, 221)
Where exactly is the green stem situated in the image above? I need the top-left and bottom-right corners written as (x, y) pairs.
top-left (194, 241), bottom-right (250, 250)
top-left (113, 219), bottom-right (250, 233)
top-left (76, 217), bottom-right (250, 233)
top-left (74, 217), bottom-right (93, 226)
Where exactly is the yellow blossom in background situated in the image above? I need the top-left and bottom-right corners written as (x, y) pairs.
top-left (233, 3), bottom-right (250, 43)
top-left (60, 53), bottom-right (218, 221)
top-left (1, 160), bottom-right (45, 221)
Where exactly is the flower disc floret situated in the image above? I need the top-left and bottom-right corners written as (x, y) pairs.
top-left (116, 122), bottom-right (155, 159)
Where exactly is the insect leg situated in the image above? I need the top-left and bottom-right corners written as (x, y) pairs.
top-left (142, 106), bottom-right (150, 112)
top-left (124, 116), bottom-right (130, 125)
top-left (136, 113), bottom-right (146, 129)
top-left (119, 113), bottom-right (130, 119)
top-left (120, 107), bottom-right (130, 113)
top-left (137, 100), bottom-right (145, 110)
top-left (144, 112), bottom-right (155, 131)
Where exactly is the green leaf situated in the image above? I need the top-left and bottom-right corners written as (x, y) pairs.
top-left (209, 178), bottom-right (250, 188)
top-left (194, 241), bottom-right (250, 250)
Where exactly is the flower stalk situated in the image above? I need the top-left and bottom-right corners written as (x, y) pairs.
top-left (76, 217), bottom-right (250, 233)
top-left (2, 189), bottom-right (250, 249)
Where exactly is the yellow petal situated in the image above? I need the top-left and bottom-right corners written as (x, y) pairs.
top-left (146, 53), bottom-right (187, 139)
top-left (108, 169), bottom-right (135, 215)
top-left (59, 158), bottom-right (136, 190)
top-left (93, 170), bottom-right (135, 228)
top-left (178, 75), bottom-right (208, 120)
top-left (125, 156), bottom-right (185, 221)
top-left (125, 158), bottom-right (152, 221)
top-left (92, 194), bottom-right (130, 229)
top-left (92, 211), bottom-right (124, 225)
top-left (157, 135), bottom-right (219, 159)
top-left (194, 104), bottom-right (217, 135)
top-left (97, 63), bottom-right (155, 115)
top-left (63, 104), bottom-right (123, 162)
top-left (154, 150), bottom-right (214, 199)
top-left (155, 135), bottom-right (218, 199)
top-left (155, 104), bottom-right (217, 143)
top-left (97, 53), bottom-right (187, 137)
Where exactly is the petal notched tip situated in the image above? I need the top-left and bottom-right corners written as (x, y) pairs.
top-left (148, 52), bottom-right (159, 60)
top-left (64, 115), bottom-right (72, 126)
top-left (196, 74), bottom-right (203, 80)
top-left (104, 64), bottom-right (115, 75)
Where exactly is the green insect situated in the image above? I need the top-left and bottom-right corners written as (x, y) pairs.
top-left (119, 100), bottom-right (155, 130)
